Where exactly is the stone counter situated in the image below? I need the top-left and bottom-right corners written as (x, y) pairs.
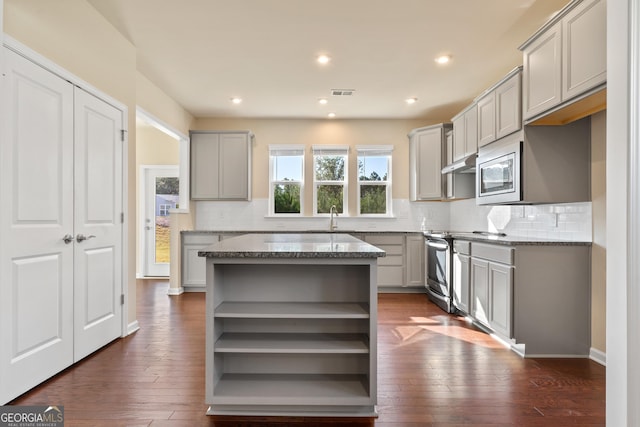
top-left (198, 233), bottom-right (386, 259)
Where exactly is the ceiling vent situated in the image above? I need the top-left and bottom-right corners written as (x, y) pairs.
top-left (331, 89), bottom-right (355, 96)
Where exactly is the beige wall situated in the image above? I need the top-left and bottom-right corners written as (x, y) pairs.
top-left (137, 72), bottom-right (194, 136)
top-left (5, 0), bottom-right (138, 326)
top-left (193, 118), bottom-right (431, 215)
top-left (591, 110), bottom-right (606, 353)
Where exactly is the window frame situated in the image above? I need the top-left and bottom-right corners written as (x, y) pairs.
top-left (312, 145), bottom-right (349, 216)
top-left (268, 144), bottom-right (305, 217)
top-left (356, 145), bottom-right (393, 217)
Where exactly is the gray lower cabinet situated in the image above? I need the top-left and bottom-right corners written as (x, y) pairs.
top-left (182, 233), bottom-right (219, 290)
top-left (363, 234), bottom-right (404, 289)
top-left (182, 232), bottom-right (426, 292)
top-left (452, 240), bottom-right (471, 314)
top-left (405, 234), bottom-right (425, 287)
top-left (465, 240), bottom-right (590, 357)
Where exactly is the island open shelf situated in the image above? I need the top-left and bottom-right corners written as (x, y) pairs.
top-left (199, 233), bottom-right (384, 417)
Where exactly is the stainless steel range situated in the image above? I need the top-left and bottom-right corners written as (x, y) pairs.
top-left (423, 230), bottom-right (506, 314)
top-left (423, 231), bottom-right (455, 313)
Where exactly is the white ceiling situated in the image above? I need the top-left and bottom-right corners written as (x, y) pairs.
top-left (88, 0), bottom-right (569, 121)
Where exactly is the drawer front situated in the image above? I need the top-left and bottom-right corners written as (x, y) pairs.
top-left (377, 253), bottom-right (403, 267)
top-left (365, 235), bottom-right (404, 246)
top-left (471, 242), bottom-right (514, 265)
top-left (453, 240), bottom-right (471, 255)
top-left (183, 233), bottom-right (219, 245)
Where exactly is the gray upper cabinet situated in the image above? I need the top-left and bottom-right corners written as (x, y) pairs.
top-left (190, 131), bottom-right (253, 200)
top-left (477, 67), bottom-right (522, 148)
top-left (562, 0), bottom-right (607, 100)
top-left (452, 103), bottom-right (478, 161)
top-left (520, 0), bottom-right (606, 122)
top-left (476, 92), bottom-right (496, 148)
top-left (409, 123), bottom-right (451, 201)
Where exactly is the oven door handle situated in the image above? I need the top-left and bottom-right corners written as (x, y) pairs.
top-left (427, 241), bottom-right (449, 250)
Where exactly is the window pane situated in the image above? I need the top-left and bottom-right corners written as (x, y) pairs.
top-left (315, 156), bottom-right (345, 181)
top-left (274, 183), bottom-right (301, 214)
top-left (360, 185), bottom-right (387, 214)
top-left (317, 185), bottom-right (343, 213)
top-left (358, 156), bottom-right (388, 181)
top-left (274, 155), bottom-right (303, 181)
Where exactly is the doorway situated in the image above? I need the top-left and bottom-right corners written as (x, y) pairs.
top-left (142, 166), bottom-right (179, 277)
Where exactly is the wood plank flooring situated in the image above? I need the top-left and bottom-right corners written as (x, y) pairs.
top-left (10, 280), bottom-right (605, 426)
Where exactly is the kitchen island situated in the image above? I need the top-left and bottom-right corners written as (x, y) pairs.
top-left (198, 233), bottom-right (385, 417)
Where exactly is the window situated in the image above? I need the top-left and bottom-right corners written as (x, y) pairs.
top-left (312, 146), bottom-right (349, 215)
top-left (269, 145), bottom-right (304, 215)
top-left (158, 204), bottom-right (171, 216)
top-left (357, 146), bottom-right (393, 215)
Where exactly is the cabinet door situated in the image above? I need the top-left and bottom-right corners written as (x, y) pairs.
top-left (219, 133), bottom-right (249, 199)
top-left (405, 235), bottom-right (424, 287)
top-left (182, 234), bottom-right (219, 289)
top-left (470, 257), bottom-right (489, 326)
top-left (463, 104), bottom-right (478, 156)
top-left (413, 128), bottom-right (443, 200)
top-left (453, 253), bottom-right (470, 314)
top-left (522, 22), bottom-right (562, 120)
top-left (488, 262), bottom-right (513, 338)
top-left (477, 92), bottom-right (496, 148)
top-left (562, 0), bottom-right (606, 101)
top-left (452, 114), bottom-right (466, 162)
top-left (495, 72), bottom-right (522, 139)
top-left (190, 133), bottom-right (220, 199)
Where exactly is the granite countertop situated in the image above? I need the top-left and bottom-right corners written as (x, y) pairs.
top-left (183, 229), bottom-right (420, 235)
top-left (197, 233), bottom-right (387, 258)
top-left (447, 232), bottom-right (591, 246)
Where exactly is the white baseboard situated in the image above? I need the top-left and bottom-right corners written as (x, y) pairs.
top-left (167, 286), bottom-right (184, 296)
top-left (590, 347), bottom-right (606, 366)
top-left (126, 320), bottom-right (140, 336)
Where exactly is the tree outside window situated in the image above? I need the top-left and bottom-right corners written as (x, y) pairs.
top-left (269, 145), bottom-right (304, 215)
top-left (357, 146), bottom-right (392, 216)
top-left (312, 146), bottom-right (349, 215)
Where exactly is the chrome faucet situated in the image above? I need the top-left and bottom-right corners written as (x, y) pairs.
top-left (329, 205), bottom-right (339, 231)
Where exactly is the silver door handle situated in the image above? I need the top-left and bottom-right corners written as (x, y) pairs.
top-left (62, 234), bottom-right (74, 244)
top-left (76, 234), bottom-right (96, 243)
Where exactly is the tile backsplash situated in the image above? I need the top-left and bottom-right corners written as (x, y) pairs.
top-left (194, 198), bottom-right (592, 241)
top-left (449, 198), bottom-right (592, 241)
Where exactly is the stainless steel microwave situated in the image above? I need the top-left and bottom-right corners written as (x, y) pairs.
top-left (476, 133), bottom-right (522, 205)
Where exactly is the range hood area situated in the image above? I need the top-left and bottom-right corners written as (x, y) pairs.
top-left (441, 153), bottom-right (476, 174)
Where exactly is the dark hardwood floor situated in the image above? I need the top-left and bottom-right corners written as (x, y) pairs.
top-left (11, 280), bottom-right (605, 426)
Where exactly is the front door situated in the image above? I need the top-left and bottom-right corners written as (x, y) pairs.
top-left (73, 87), bottom-right (124, 361)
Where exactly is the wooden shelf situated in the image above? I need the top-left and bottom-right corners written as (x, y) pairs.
top-left (212, 374), bottom-right (372, 406)
top-left (215, 333), bottom-right (369, 353)
top-left (214, 302), bottom-right (370, 319)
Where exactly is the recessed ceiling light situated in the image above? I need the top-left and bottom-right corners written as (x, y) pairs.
top-left (317, 54), bottom-right (331, 65)
top-left (327, 112), bottom-right (336, 118)
top-left (230, 97), bottom-right (242, 104)
top-left (435, 55), bottom-right (451, 65)
top-left (405, 97), bottom-right (418, 105)
top-left (318, 98), bottom-right (328, 105)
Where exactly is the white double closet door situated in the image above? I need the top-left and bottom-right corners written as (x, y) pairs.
top-left (0, 48), bottom-right (124, 403)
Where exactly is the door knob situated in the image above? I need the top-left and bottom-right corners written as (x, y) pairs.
top-left (76, 234), bottom-right (96, 243)
top-left (62, 234), bottom-right (74, 244)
